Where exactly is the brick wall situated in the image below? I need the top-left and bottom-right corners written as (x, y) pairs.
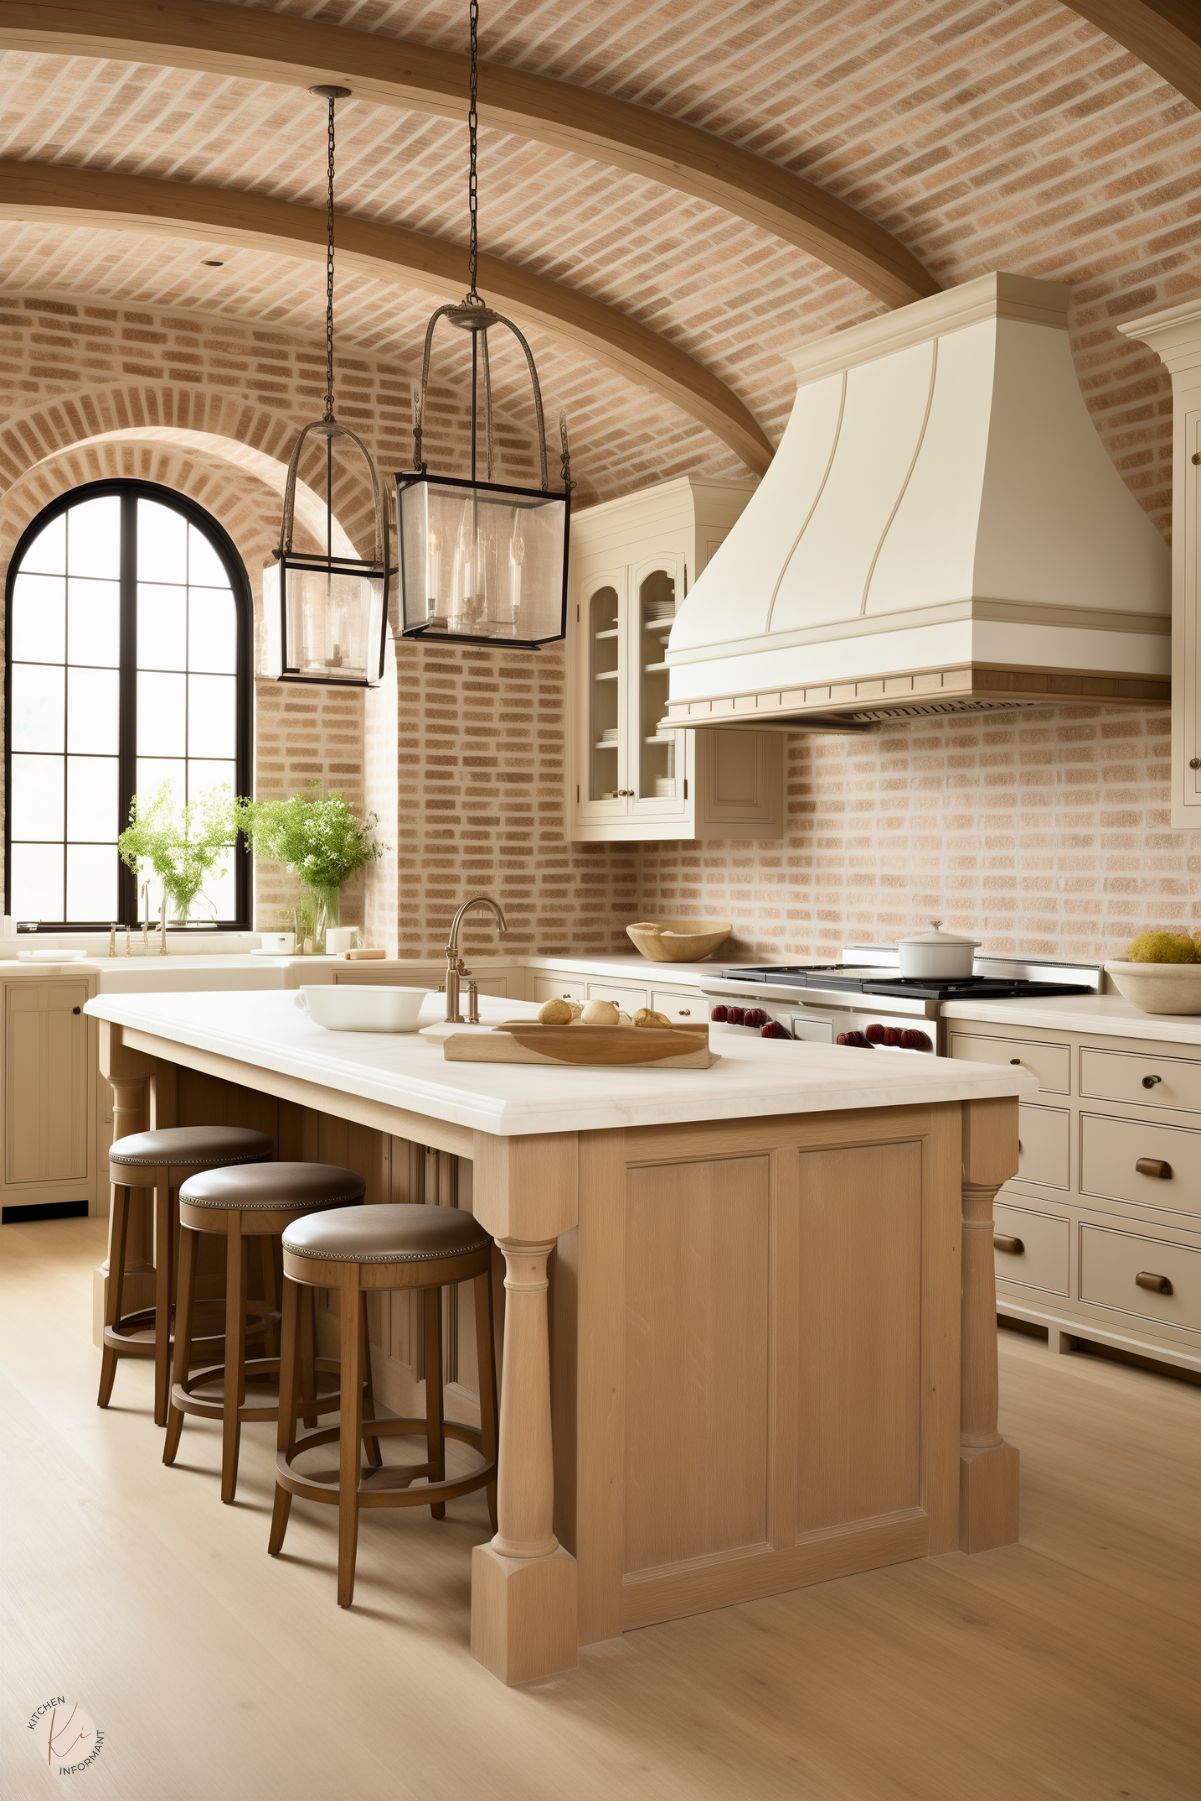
top-left (636, 704), bottom-right (1201, 967)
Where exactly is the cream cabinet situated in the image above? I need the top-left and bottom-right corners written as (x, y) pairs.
top-left (948, 1015), bottom-right (1201, 1371)
top-left (0, 975), bottom-right (98, 1215)
top-left (1122, 299), bottom-right (1201, 830)
top-left (569, 477), bottom-right (783, 842)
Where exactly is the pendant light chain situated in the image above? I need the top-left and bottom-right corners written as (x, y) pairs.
top-left (466, 0), bottom-right (481, 303)
top-left (324, 91), bottom-right (338, 422)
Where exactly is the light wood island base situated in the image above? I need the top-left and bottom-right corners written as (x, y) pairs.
top-left (93, 1016), bottom-right (1020, 1685)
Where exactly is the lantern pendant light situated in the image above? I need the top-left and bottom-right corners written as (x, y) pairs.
top-left (265, 86), bottom-right (390, 685)
top-left (396, 0), bottom-right (572, 649)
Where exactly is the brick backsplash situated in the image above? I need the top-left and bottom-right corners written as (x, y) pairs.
top-left (636, 705), bottom-right (1201, 967)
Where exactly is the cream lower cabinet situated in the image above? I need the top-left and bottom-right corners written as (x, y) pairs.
top-left (1122, 300), bottom-right (1201, 831)
top-left (570, 477), bottom-right (783, 842)
top-left (949, 1016), bottom-right (1201, 1370)
top-left (0, 976), bottom-right (98, 1216)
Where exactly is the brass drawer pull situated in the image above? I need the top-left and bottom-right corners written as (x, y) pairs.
top-left (1135, 1270), bottom-right (1173, 1296)
top-left (677, 1007), bottom-right (692, 1017)
top-left (993, 1233), bottom-right (1024, 1255)
top-left (1135, 1156), bottom-right (1173, 1179)
top-left (1141, 1074), bottom-right (1162, 1089)
top-left (1008, 1057), bottom-right (1023, 1066)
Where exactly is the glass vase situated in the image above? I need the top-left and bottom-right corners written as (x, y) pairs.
top-left (305, 883), bottom-right (342, 952)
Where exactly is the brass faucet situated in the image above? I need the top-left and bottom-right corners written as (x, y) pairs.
top-left (443, 895), bottom-right (508, 1023)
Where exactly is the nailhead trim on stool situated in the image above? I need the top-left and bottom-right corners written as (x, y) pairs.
top-left (164, 1163), bottom-right (371, 1505)
top-left (97, 1126), bottom-right (274, 1428)
top-left (270, 1202), bottom-right (499, 1610)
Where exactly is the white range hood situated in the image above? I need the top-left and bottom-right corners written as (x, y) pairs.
top-left (666, 273), bottom-right (1170, 726)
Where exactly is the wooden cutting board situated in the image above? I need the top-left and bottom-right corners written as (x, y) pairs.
top-left (441, 1020), bottom-right (717, 1068)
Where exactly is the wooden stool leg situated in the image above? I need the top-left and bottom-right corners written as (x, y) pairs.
top-left (473, 1269), bottom-right (499, 1534)
top-left (221, 1220), bottom-right (247, 1505)
top-left (163, 1224), bottom-right (197, 1466)
top-left (425, 1287), bottom-right (446, 1520)
top-left (97, 1182), bottom-right (130, 1409)
top-left (299, 1289), bottom-right (319, 1429)
top-left (269, 1275), bottom-right (301, 1557)
top-left (337, 1272), bottom-right (364, 1608)
top-left (360, 1295), bottom-right (382, 1470)
top-left (152, 1180), bottom-right (173, 1428)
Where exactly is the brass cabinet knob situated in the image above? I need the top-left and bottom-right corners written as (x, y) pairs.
top-left (993, 1233), bottom-right (1024, 1254)
top-left (1191, 758), bottom-right (1201, 770)
top-left (1009, 1057), bottom-right (1023, 1066)
top-left (1135, 1156), bottom-right (1172, 1179)
top-left (72, 1005), bottom-right (82, 1015)
top-left (1141, 1074), bottom-right (1162, 1088)
top-left (677, 1008), bottom-right (692, 1017)
top-left (1135, 1270), bottom-right (1173, 1295)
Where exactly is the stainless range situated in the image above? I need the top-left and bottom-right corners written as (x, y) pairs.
top-left (702, 947), bottom-right (1102, 1053)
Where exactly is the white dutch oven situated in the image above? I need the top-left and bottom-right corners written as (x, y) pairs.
top-left (896, 920), bottom-right (980, 980)
top-left (295, 985), bottom-right (427, 1033)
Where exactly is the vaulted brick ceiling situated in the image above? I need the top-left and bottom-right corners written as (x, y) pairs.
top-left (0, 0), bottom-right (1197, 507)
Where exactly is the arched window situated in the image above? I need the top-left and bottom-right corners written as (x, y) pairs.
top-left (5, 480), bottom-right (252, 930)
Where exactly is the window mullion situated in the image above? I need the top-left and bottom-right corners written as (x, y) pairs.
top-left (116, 489), bottom-right (138, 928)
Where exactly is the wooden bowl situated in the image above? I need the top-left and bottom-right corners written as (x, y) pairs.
top-left (626, 918), bottom-right (732, 963)
top-left (1105, 961), bottom-right (1201, 1015)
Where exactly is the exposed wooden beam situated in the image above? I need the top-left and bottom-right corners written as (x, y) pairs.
top-left (0, 0), bottom-right (937, 307)
top-left (0, 161), bottom-right (773, 473)
top-left (1060, 1), bottom-right (1201, 109)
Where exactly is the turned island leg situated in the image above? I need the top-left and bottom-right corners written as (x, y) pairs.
top-left (960, 1098), bottom-right (1021, 1552)
top-left (469, 1135), bottom-right (579, 1685)
top-left (93, 1024), bottom-right (154, 1348)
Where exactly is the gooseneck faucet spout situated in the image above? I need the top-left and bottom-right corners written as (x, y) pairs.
top-left (444, 894), bottom-right (508, 1023)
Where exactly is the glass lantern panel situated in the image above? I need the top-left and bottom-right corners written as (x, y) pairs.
top-left (264, 559), bottom-right (383, 684)
top-left (399, 478), bottom-right (566, 645)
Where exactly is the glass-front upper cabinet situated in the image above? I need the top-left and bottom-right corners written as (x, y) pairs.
top-left (582, 570), bottom-right (626, 812)
top-left (568, 477), bottom-right (784, 844)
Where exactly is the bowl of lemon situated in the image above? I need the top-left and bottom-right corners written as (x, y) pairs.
top-left (1106, 930), bottom-right (1201, 1014)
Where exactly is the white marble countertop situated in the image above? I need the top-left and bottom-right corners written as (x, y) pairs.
top-left (85, 988), bottom-right (1031, 1137)
top-left (942, 993), bottom-right (1201, 1045)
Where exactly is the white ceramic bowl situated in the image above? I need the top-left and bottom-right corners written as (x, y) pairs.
top-left (1105, 961), bottom-right (1201, 1015)
top-left (295, 985), bottom-right (428, 1033)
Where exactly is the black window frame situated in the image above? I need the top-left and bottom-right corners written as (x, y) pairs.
top-left (4, 478), bottom-right (253, 931)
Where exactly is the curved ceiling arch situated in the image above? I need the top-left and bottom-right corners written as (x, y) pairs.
top-left (0, 160), bottom-right (773, 474)
top-left (1058, 2), bottom-right (1200, 110)
top-left (0, 0), bottom-right (936, 308)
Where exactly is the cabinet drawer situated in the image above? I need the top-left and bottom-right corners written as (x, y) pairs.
top-left (949, 1031), bottom-right (1070, 1095)
top-left (1080, 1112), bottom-right (1201, 1218)
top-left (651, 988), bottom-right (702, 1022)
top-left (1014, 1103), bottom-right (1070, 1190)
top-left (529, 974), bottom-right (587, 1006)
top-left (1079, 1225), bottom-right (1201, 1333)
top-left (1080, 1045), bottom-right (1201, 1115)
top-left (586, 978), bottom-right (650, 1013)
top-left (992, 1201), bottom-right (1069, 1295)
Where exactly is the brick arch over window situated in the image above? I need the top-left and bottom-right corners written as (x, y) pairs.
top-left (0, 408), bottom-right (372, 931)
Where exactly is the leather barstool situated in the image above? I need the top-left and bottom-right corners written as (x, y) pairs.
top-left (270, 1203), bottom-right (499, 1609)
top-left (98, 1125), bottom-right (273, 1427)
top-left (164, 1162), bottom-right (373, 1504)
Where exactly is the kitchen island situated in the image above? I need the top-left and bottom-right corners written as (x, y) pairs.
top-left (86, 988), bottom-right (1029, 1685)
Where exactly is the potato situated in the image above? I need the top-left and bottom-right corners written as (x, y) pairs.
top-left (537, 998), bottom-right (574, 1025)
top-left (580, 998), bottom-right (620, 1025)
top-left (565, 1001), bottom-right (583, 1020)
top-left (633, 1008), bottom-right (672, 1029)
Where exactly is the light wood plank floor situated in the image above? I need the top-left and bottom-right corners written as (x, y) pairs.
top-left (1, 1216), bottom-right (1197, 1801)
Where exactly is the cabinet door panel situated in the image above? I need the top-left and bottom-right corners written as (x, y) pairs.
top-left (3, 980), bottom-right (90, 1185)
top-left (576, 565), bottom-right (628, 817)
top-left (628, 555), bottom-right (688, 819)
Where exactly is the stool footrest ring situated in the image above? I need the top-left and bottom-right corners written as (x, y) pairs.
top-left (276, 1415), bottom-right (495, 1510)
top-left (172, 1354), bottom-right (343, 1425)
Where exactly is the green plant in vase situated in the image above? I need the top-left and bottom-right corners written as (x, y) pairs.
top-left (118, 784), bottom-right (237, 924)
top-left (238, 788), bottom-right (381, 949)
